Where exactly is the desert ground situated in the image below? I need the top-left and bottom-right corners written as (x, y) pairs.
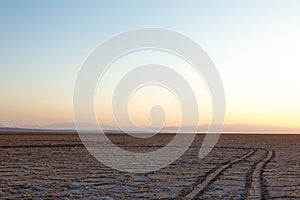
top-left (0, 133), bottom-right (299, 199)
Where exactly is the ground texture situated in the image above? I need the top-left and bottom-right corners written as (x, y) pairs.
top-left (0, 134), bottom-right (299, 199)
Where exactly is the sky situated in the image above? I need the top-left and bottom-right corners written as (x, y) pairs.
top-left (0, 0), bottom-right (300, 128)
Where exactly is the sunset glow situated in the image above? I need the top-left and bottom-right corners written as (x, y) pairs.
top-left (0, 0), bottom-right (299, 130)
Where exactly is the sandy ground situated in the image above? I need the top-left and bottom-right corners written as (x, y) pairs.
top-left (0, 134), bottom-right (299, 199)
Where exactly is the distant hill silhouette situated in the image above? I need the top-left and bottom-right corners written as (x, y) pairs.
top-left (0, 123), bottom-right (299, 133)
top-left (19, 123), bottom-right (117, 131)
top-left (159, 124), bottom-right (300, 133)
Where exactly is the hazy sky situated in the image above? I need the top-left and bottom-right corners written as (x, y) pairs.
top-left (0, 0), bottom-right (300, 128)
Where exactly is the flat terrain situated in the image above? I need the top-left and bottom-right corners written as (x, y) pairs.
top-left (0, 134), bottom-right (299, 199)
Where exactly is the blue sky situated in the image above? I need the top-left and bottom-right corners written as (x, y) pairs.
top-left (1, 0), bottom-right (300, 127)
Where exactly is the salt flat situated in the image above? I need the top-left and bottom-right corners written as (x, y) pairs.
top-left (0, 134), bottom-right (299, 199)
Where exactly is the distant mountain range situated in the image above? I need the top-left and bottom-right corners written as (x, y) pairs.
top-left (19, 122), bottom-right (109, 130)
top-left (0, 122), bottom-right (299, 133)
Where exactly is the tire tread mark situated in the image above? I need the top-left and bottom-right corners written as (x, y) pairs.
top-left (247, 149), bottom-right (274, 200)
top-left (179, 150), bottom-right (256, 200)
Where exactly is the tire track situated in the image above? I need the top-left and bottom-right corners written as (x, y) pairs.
top-left (179, 149), bottom-right (256, 200)
top-left (247, 149), bottom-right (274, 200)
